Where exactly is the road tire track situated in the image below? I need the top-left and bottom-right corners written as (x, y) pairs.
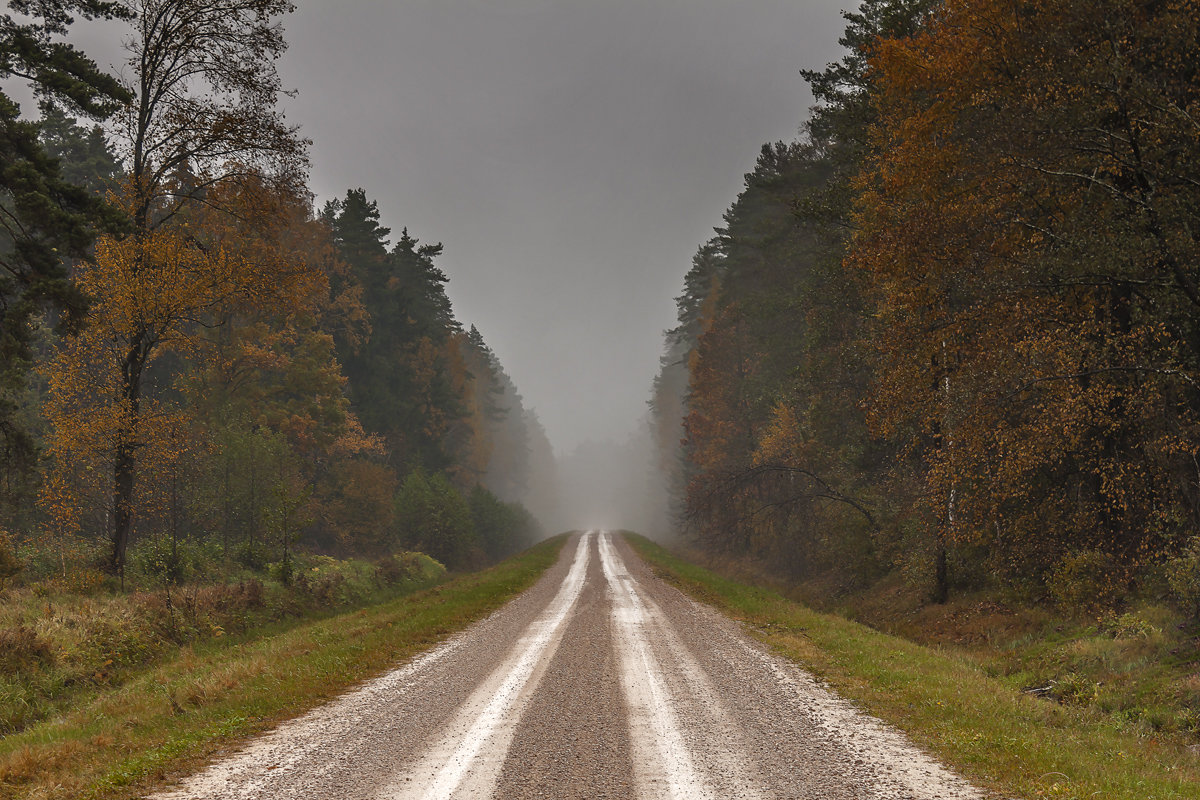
top-left (380, 532), bottom-right (592, 800)
top-left (492, 535), bottom-right (635, 799)
top-left (599, 531), bottom-right (765, 800)
top-left (605, 533), bottom-right (983, 800)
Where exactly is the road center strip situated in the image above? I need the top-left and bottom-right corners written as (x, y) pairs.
top-left (599, 531), bottom-right (716, 800)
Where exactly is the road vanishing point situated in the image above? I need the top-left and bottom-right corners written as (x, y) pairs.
top-left (154, 532), bottom-right (983, 800)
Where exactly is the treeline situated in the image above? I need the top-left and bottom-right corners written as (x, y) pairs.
top-left (0, 0), bottom-right (551, 586)
top-left (652, 0), bottom-right (1200, 609)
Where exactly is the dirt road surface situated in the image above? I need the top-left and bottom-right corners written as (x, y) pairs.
top-left (153, 532), bottom-right (983, 800)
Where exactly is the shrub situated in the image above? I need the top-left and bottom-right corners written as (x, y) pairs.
top-left (128, 535), bottom-right (224, 586)
top-left (1052, 672), bottom-right (1099, 707)
top-left (1167, 539), bottom-right (1200, 618)
top-left (50, 566), bottom-right (107, 596)
top-left (269, 557), bottom-right (294, 586)
top-left (375, 554), bottom-right (408, 585)
top-left (294, 569), bottom-right (345, 606)
top-left (195, 579), bottom-right (265, 614)
top-left (468, 487), bottom-right (540, 563)
top-left (136, 590), bottom-right (199, 643)
top-left (233, 541), bottom-right (270, 572)
top-left (0, 532), bottom-right (21, 587)
top-left (0, 627), bottom-right (55, 674)
top-left (1047, 550), bottom-right (1127, 613)
top-left (376, 551), bottom-right (440, 585)
top-left (79, 620), bottom-right (158, 675)
top-left (15, 534), bottom-right (108, 585)
top-left (1101, 612), bottom-right (1160, 639)
top-left (394, 470), bottom-right (476, 569)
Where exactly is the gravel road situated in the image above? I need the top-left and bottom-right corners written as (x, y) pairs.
top-left (153, 532), bottom-right (984, 800)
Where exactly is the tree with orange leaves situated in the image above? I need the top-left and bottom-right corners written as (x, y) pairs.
top-left (41, 174), bottom-right (330, 578)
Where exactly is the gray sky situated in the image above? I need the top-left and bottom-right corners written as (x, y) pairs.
top-left (23, 0), bottom-right (852, 454)
top-left (276, 0), bottom-right (851, 454)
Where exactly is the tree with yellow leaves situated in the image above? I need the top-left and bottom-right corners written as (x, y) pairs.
top-left (41, 177), bottom-right (328, 577)
top-left (44, 0), bottom-right (308, 579)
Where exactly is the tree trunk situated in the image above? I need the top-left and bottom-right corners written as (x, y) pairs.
top-left (932, 540), bottom-right (949, 605)
top-left (932, 341), bottom-right (955, 605)
top-left (111, 440), bottom-right (135, 584)
top-left (110, 335), bottom-right (147, 583)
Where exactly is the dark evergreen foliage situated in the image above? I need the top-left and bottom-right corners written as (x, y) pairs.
top-left (0, 1), bottom-right (128, 509)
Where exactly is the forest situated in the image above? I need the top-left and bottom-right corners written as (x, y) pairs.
top-left (650, 0), bottom-right (1200, 612)
top-left (0, 0), bottom-right (557, 596)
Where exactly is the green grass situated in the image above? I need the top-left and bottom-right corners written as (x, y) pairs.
top-left (626, 533), bottom-right (1200, 800)
top-left (0, 535), bottom-right (566, 800)
top-left (789, 569), bottom-right (1200, 748)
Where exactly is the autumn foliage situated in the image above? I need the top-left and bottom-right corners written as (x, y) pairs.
top-left (653, 0), bottom-right (1200, 607)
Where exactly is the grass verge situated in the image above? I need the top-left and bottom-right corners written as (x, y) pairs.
top-left (0, 551), bottom-right (446, 737)
top-left (0, 535), bottom-right (566, 800)
top-left (626, 533), bottom-right (1200, 800)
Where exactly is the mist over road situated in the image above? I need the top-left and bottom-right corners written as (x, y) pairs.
top-left (155, 533), bottom-right (981, 800)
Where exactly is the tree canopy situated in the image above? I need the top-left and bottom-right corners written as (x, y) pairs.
top-left (652, 0), bottom-right (1200, 607)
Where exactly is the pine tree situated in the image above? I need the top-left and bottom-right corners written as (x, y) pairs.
top-left (0, 2), bottom-right (129, 513)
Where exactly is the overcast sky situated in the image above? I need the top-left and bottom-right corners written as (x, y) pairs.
top-left (37, 0), bottom-right (853, 454)
top-left (274, 0), bottom-right (852, 454)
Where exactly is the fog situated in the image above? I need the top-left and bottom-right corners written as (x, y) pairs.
top-left (275, 1), bottom-right (851, 536)
top-left (276, 1), bottom-right (849, 450)
top-left (553, 421), bottom-right (673, 537)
